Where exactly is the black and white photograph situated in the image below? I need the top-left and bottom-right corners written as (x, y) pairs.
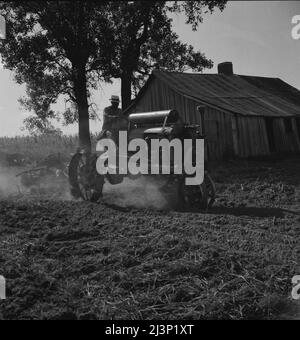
top-left (0, 0), bottom-right (299, 323)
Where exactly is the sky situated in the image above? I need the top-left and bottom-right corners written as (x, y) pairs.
top-left (0, 0), bottom-right (300, 137)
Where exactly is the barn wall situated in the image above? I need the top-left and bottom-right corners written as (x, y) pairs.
top-left (130, 78), bottom-right (172, 113)
top-left (271, 118), bottom-right (300, 153)
top-left (204, 107), bottom-right (234, 161)
top-left (292, 118), bottom-right (300, 151)
top-left (235, 116), bottom-right (270, 158)
top-left (128, 79), bottom-right (236, 161)
top-left (127, 78), bottom-right (300, 160)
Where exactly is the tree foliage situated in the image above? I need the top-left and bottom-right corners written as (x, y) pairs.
top-left (103, 1), bottom-right (226, 108)
top-left (0, 1), bottom-right (227, 148)
top-left (0, 1), bottom-right (113, 149)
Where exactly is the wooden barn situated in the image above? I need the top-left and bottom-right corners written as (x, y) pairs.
top-left (125, 62), bottom-right (300, 161)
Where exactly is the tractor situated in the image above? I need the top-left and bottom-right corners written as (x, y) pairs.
top-left (68, 107), bottom-right (216, 210)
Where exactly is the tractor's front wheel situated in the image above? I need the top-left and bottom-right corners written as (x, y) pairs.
top-left (69, 153), bottom-right (104, 202)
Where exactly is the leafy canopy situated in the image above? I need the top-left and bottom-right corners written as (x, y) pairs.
top-left (0, 1), bottom-right (227, 137)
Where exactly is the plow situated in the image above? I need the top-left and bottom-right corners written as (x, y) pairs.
top-left (16, 154), bottom-right (68, 195)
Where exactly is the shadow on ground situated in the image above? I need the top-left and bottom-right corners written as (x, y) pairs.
top-left (207, 206), bottom-right (300, 218)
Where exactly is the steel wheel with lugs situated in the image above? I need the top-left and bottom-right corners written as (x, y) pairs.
top-left (179, 176), bottom-right (208, 211)
top-left (204, 172), bottom-right (216, 208)
top-left (68, 153), bottom-right (104, 202)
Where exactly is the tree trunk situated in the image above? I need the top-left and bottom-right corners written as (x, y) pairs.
top-left (73, 64), bottom-right (91, 151)
top-left (121, 72), bottom-right (132, 111)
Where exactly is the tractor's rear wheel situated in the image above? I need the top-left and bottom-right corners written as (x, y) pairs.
top-left (161, 175), bottom-right (212, 211)
top-left (179, 177), bottom-right (208, 211)
top-left (204, 172), bottom-right (216, 208)
top-left (179, 173), bottom-right (216, 210)
top-left (69, 153), bottom-right (104, 202)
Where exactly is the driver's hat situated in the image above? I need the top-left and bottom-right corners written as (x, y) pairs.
top-left (110, 95), bottom-right (120, 103)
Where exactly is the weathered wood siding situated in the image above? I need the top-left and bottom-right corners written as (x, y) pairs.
top-left (129, 78), bottom-right (235, 161)
top-left (235, 116), bottom-right (270, 158)
top-left (204, 108), bottom-right (234, 161)
top-left (272, 118), bottom-right (300, 153)
top-left (127, 78), bottom-right (300, 160)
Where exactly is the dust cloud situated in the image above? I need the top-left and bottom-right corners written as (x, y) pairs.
top-left (0, 165), bottom-right (72, 201)
top-left (0, 166), bottom-right (20, 197)
top-left (103, 176), bottom-right (170, 210)
top-left (0, 164), bottom-right (173, 209)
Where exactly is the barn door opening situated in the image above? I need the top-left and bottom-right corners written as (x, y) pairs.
top-left (283, 118), bottom-right (293, 134)
top-left (265, 117), bottom-right (276, 153)
top-left (296, 118), bottom-right (300, 141)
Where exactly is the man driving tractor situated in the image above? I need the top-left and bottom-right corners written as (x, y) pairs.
top-left (100, 95), bottom-right (128, 143)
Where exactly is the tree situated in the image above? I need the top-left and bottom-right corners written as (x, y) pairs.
top-left (104, 1), bottom-right (227, 109)
top-left (0, 1), bottom-right (114, 150)
top-left (21, 115), bottom-right (63, 137)
top-left (0, 1), bottom-right (227, 149)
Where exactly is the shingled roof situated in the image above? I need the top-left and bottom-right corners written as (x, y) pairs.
top-left (130, 70), bottom-right (300, 118)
